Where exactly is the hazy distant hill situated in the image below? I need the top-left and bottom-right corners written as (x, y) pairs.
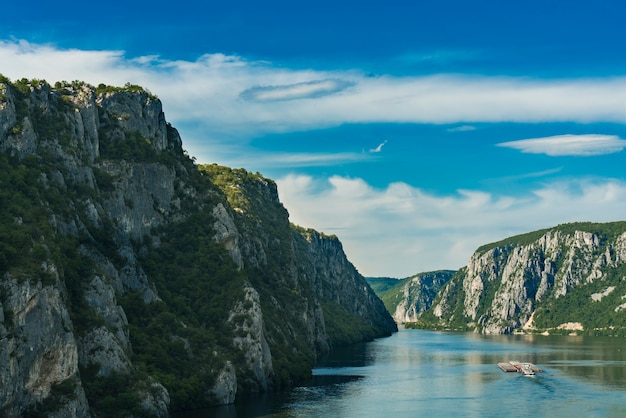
top-left (412, 222), bottom-right (626, 335)
top-left (366, 277), bottom-right (400, 294)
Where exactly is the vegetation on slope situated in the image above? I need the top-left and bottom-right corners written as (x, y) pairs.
top-left (1, 78), bottom-right (396, 416)
top-left (0, 92), bottom-right (153, 416)
top-left (366, 277), bottom-right (400, 294)
top-left (412, 222), bottom-right (626, 335)
top-left (406, 269), bottom-right (476, 331)
top-left (476, 222), bottom-right (626, 256)
top-left (125, 217), bottom-right (247, 409)
top-left (0, 77), bottom-right (242, 412)
top-left (200, 164), bottom-right (323, 381)
top-left (367, 271), bottom-right (455, 320)
top-left (201, 163), bottom-right (395, 349)
top-left (532, 262), bottom-right (626, 335)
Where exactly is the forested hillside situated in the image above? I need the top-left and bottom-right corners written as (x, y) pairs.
top-left (411, 222), bottom-right (626, 335)
top-left (0, 77), bottom-right (396, 417)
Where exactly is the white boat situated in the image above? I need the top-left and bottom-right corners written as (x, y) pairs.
top-left (520, 363), bottom-right (535, 376)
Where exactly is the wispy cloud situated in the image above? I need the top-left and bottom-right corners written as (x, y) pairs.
top-left (277, 174), bottom-right (626, 277)
top-left (228, 151), bottom-right (367, 168)
top-left (497, 134), bottom-right (626, 156)
top-left (241, 79), bottom-right (354, 101)
top-left (495, 167), bottom-right (564, 182)
top-left (369, 140), bottom-right (387, 153)
top-left (447, 125), bottom-right (476, 132)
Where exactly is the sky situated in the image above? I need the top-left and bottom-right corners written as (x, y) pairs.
top-left (2, 0), bottom-right (626, 277)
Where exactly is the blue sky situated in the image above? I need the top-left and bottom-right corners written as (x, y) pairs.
top-left (2, 1), bottom-right (626, 277)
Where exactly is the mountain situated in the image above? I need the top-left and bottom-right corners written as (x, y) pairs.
top-left (366, 277), bottom-right (400, 294)
top-left (0, 77), bottom-right (396, 417)
top-left (412, 222), bottom-right (626, 335)
top-left (367, 271), bottom-right (455, 323)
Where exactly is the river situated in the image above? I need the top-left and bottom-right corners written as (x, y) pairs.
top-left (175, 329), bottom-right (626, 417)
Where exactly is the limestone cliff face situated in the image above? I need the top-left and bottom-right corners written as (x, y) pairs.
top-left (0, 277), bottom-right (89, 417)
top-left (391, 271), bottom-right (454, 323)
top-left (292, 228), bottom-right (397, 346)
top-left (1, 79), bottom-right (175, 416)
top-left (366, 272), bottom-right (455, 324)
top-left (0, 78), bottom-right (396, 416)
top-left (425, 223), bottom-right (626, 334)
top-left (201, 165), bottom-right (397, 382)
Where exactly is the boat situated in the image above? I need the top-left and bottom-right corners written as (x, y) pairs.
top-left (520, 363), bottom-right (535, 376)
top-left (497, 361), bottom-right (542, 375)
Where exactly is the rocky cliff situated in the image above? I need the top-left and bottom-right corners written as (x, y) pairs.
top-left (367, 271), bottom-right (455, 323)
top-left (415, 222), bottom-right (626, 335)
top-left (0, 77), bottom-right (396, 416)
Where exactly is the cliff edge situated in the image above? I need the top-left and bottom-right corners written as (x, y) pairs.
top-left (415, 222), bottom-right (626, 335)
top-left (0, 77), bottom-right (396, 416)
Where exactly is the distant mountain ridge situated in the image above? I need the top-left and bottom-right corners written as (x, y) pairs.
top-left (412, 222), bottom-right (626, 335)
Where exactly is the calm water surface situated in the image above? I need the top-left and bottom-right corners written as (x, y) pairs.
top-left (178, 330), bottom-right (626, 417)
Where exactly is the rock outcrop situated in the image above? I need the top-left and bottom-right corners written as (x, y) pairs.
top-left (0, 78), bottom-right (396, 416)
top-left (0, 277), bottom-right (89, 417)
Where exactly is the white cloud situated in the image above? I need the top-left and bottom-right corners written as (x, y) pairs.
top-left (3, 40), bottom-right (626, 277)
top-left (497, 134), bottom-right (626, 156)
top-left (277, 174), bottom-right (626, 277)
top-left (241, 79), bottom-right (355, 101)
top-left (0, 40), bottom-right (142, 86)
top-left (496, 167), bottom-right (563, 182)
top-left (4, 40), bottom-right (626, 153)
top-left (229, 151), bottom-right (367, 168)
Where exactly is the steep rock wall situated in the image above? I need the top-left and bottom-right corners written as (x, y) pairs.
top-left (0, 78), bottom-right (396, 416)
top-left (293, 228), bottom-right (396, 346)
top-left (425, 223), bottom-right (626, 334)
top-left (391, 271), bottom-right (454, 323)
top-left (201, 165), bottom-right (396, 381)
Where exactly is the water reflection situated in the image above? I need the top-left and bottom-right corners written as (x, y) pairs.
top-left (309, 374), bottom-right (363, 386)
top-left (315, 341), bottom-right (373, 368)
top-left (174, 330), bottom-right (626, 417)
top-left (474, 333), bottom-right (626, 388)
